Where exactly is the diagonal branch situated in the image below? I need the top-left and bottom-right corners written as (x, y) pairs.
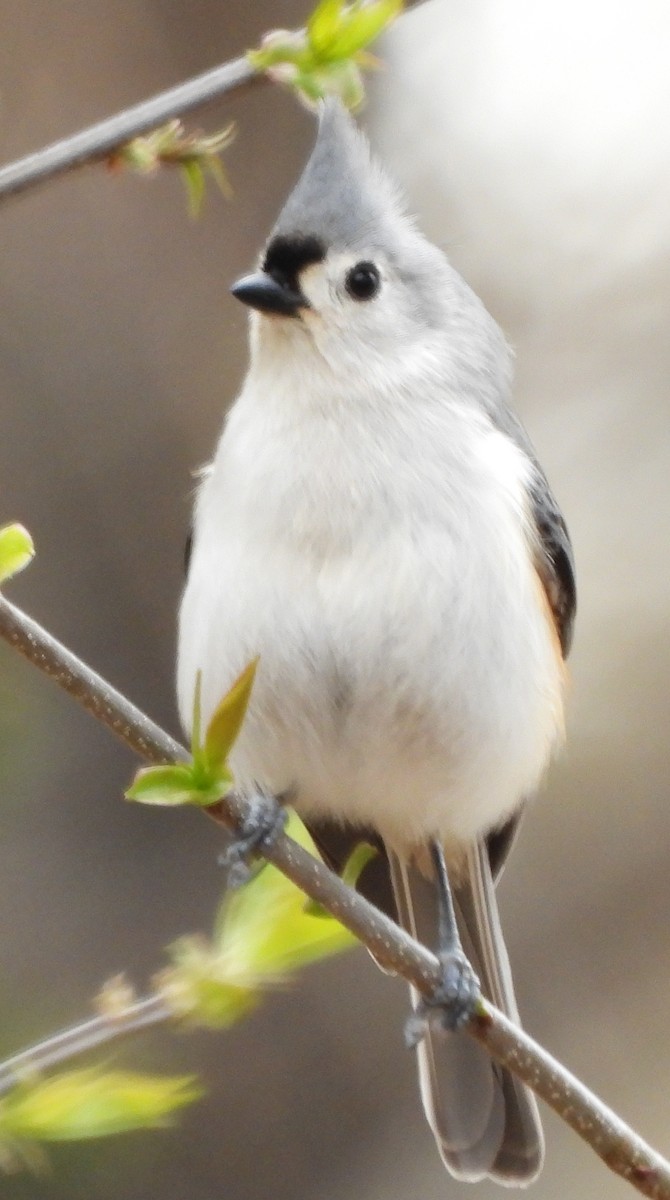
top-left (0, 591), bottom-right (669, 1197)
top-left (0, 592), bottom-right (185, 762)
top-left (0, 1), bottom-right (428, 204)
top-left (0, 996), bottom-right (171, 1096)
top-left (0, 55), bottom-right (259, 203)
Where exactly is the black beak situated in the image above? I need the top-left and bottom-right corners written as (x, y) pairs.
top-left (230, 271), bottom-right (307, 317)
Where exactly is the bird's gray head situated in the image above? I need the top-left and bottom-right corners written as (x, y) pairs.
top-left (232, 100), bottom-right (509, 396)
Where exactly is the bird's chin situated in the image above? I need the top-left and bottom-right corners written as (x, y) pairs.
top-left (251, 307), bottom-right (311, 345)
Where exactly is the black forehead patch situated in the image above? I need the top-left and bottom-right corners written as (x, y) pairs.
top-left (263, 235), bottom-right (325, 283)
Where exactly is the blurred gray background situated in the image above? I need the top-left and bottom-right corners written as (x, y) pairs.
top-left (0, 1), bottom-right (669, 1197)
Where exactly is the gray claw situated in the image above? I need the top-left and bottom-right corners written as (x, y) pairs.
top-left (435, 948), bottom-right (480, 1030)
top-left (405, 950), bottom-right (480, 1047)
top-left (220, 789), bottom-right (287, 887)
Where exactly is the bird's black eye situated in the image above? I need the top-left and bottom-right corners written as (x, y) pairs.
top-left (345, 261), bottom-right (381, 301)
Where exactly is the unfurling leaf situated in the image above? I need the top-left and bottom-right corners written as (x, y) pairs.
top-left (213, 810), bottom-right (356, 974)
top-left (203, 658), bottom-right (258, 773)
top-left (181, 159), bottom-right (206, 219)
top-left (156, 811), bottom-right (357, 1028)
top-left (158, 935), bottom-right (261, 1029)
top-left (125, 763), bottom-right (227, 807)
top-left (341, 840), bottom-right (378, 889)
top-left (126, 660), bottom-right (256, 808)
top-left (0, 1069), bottom-right (201, 1143)
top-left (110, 120), bottom-right (234, 212)
top-left (0, 524), bottom-right (34, 586)
top-left (307, 0), bottom-right (344, 53)
top-left (326, 0), bottom-right (402, 58)
top-left (249, 0), bottom-right (403, 108)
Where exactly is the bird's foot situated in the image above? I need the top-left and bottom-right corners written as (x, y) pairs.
top-left (220, 789), bottom-right (287, 888)
top-left (405, 949), bottom-right (481, 1047)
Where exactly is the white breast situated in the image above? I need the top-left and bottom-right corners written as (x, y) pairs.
top-left (177, 357), bottom-right (564, 855)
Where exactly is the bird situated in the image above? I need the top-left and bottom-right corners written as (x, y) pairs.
top-left (177, 99), bottom-right (576, 1186)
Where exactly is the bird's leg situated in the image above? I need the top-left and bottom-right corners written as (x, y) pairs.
top-left (405, 841), bottom-right (481, 1046)
top-left (431, 840), bottom-right (481, 1027)
top-left (219, 788), bottom-right (288, 888)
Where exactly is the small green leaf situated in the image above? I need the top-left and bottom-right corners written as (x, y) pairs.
top-left (0, 524), bottom-right (34, 586)
top-left (204, 153), bottom-right (233, 201)
top-left (125, 764), bottom-right (196, 805)
top-left (248, 0), bottom-right (402, 107)
top-left (112, 120), bottom-right (234, 214)
top-left (307, 0), bottom-right (343, 53)
top-left (328, 0), bottom-right (402, 58)
top-left (125, 763), bottom-right (226, 807)
top-left (204, 658), bottom-right (258, 773)
top-left (154, 810), bottom-right (357, 1030)
top-left (341, 840), bottom-right (378, 889)
top-left (160, 936), bottom-right (260, 1029)
top-left (126, 662), bottom-right (254, 810)
top-left (126, 762), bottom-right (233, 808)
top-left (214, 810), bottom-right (356, 976)
top-left (181, 159), bottom-right (205, 218)
top-left (0, 1069), bottom-right (201, 1142)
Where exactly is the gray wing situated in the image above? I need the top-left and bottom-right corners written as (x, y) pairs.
top-left (184, 527), bottom-right (193, 575)
top-left (528, 471), bottom-right (576, 656)
top-left (490, 402), bottom-right (577, 657)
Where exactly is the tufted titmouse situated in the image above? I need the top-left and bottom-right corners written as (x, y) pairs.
top-left (177, 101), bottom-right (576, 1186)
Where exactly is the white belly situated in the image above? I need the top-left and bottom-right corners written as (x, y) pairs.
top-left (177, 418), bottom-right (564, 853)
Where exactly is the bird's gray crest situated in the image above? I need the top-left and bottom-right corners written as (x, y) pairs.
top-left (270, 99), bottom-right (402, 255)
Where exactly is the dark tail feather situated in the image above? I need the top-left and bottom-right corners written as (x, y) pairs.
top-left (389, 843), bottom-right (544, 1186)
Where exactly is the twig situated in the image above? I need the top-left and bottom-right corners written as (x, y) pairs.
top-left (0, 0), bottom-right (430, 204)
top-left (0, 593), bottom-right (669, 1195)
top-left (0, 592), bottom-right (185, 763)
top-left (0, 55), bottom-right (259, 202)
top-left (0, 996), bottom-right (170, 1096)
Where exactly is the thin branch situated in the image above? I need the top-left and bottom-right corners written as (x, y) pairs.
top-left (0, 593), bottom-right (185, 763)
top-left (0, 54), bottom-right (259, 202)
top-left (0, 996), bottom-right (170, 1096)
top-left (0, 0), bottom-right (429, 204)
top-left (0, 593), bottom-right (669, 1195)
